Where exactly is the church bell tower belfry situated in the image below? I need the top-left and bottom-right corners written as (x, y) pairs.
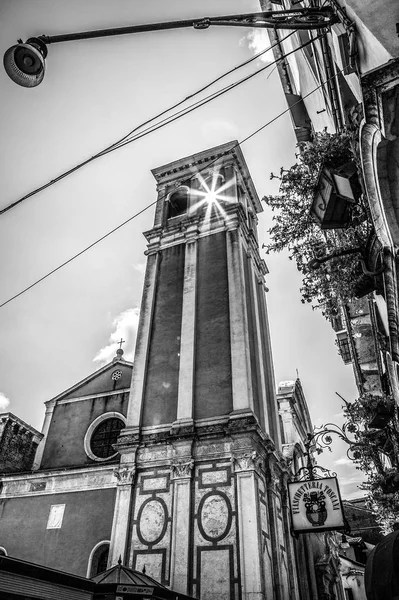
top-left (110, 142), bottom-right (297, 600)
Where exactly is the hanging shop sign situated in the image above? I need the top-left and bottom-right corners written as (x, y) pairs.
top-left (288, 477), bottom-right (345, 534)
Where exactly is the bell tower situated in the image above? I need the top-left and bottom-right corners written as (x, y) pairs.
top-left (109, 142), bottom-right (297, 600)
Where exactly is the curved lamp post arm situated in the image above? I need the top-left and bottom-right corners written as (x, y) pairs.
top-left (4, 7), bottom-right (337, 87)
top-left (38, 7), bottom-right (337, 45)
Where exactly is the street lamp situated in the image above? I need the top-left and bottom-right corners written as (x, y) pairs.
top-left (3, 7), bottom-right (337, 87)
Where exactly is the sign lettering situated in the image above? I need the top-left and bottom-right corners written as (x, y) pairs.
top-left (288, 477), bottom-right (345, 533)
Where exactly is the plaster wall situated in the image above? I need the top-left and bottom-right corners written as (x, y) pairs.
top-left (345, 0), bottom-right (399, 71)
top-left (277, 27), bottom-right (336, 134)
top-left (41, 392), bottom-right (129, 469)
top-left (340, 556), bottom-right (366, 600)
top-left (0, 488), bottom-right (115, 576)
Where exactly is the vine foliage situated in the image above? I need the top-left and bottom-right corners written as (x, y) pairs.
top-left (263, 131), bottom-right (369, 319)
top-left (343, 393), bottom-right (399, 534)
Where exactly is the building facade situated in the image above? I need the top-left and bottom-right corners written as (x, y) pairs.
top-left (0, 142), bottom-right (308, 600)
top-left (262, 0), bottom-right (399, 539)
top-left (0, 354), bottom-right (132, 577)
top-left (262, 0), bottom-right (399, 402)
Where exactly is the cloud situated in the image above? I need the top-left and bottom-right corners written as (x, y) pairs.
top-left (334, 456), bottom-right (354, 467)
top-left (333, 411), bottom-right (345, 420)
top-left (0, 392), bottom-right (10, 411)
top-left (133, 262), bottom-right (146, 276)
top-left (93, 308), bottom-right (140, 366)
top-left (201, 119), bottom-right (239, 145)
top-left (341, 487), bottom-right (367, 500)
top-left (240, 30), bottom-right (274, 64)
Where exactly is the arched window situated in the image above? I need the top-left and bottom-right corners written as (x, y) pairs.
top-left (0, 547), bottom-right (7, 556)
top-left (88, 542), bottom-right (110, 577)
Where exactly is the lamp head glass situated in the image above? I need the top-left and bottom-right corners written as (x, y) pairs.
top-left (4, 38), bottom-right (47, 87)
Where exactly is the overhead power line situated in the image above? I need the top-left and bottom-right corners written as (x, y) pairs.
top-left (0, 67), bottom-right (341, 310)
top-left (0, 31), bottom-right (300, 217)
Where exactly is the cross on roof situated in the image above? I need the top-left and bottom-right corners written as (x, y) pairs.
top-left (117, 338), bottom-right (125, 350)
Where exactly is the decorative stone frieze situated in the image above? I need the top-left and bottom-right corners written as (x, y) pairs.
top-left (113, 466), bottom-right (135, 486)
top-left (1, 464), bottom-right (116, 498)
top-left (113, 432), bottom-right (140, 451)
top-left (195, 440), bottom-right (230, 458)
top-left (136, 445), bottom-right (170, 468)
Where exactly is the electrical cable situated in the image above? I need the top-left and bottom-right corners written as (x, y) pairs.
top-left (0, 201), bottom-right (158, 309)
top-left (48, 34), bottom-right (320, 162)
top-left (0, 31), bottom-right (296, 217)
top-left (0, 67), bottom-right (343, 310)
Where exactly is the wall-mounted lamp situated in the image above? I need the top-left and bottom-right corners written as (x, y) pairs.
top-left (3, 8), bottom-right (337, 87)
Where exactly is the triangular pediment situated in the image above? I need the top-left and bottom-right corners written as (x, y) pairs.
top-left (47, 360), bottom-right (133, 404)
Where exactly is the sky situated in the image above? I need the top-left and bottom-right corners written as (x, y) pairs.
top-left (0, 0), bottom-right (361, 498)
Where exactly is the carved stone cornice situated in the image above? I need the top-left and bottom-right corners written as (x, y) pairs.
top-left (362, 57), bottom-right (399, 127)
top-left (171, 459), bottom-right (194, 479)
top-left (169, 421), bottom-right (195, 440)
top-left (113, 466), bottom-right (136, 486)
top-left (227, 413), bottom-right (257, 434)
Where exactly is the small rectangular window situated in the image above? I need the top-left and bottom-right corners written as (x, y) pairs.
top-left (47, 504), bottom-right (65, 529)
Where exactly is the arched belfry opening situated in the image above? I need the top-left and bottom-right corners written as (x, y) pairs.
top-left (167, 185), bottom-right (189, 219)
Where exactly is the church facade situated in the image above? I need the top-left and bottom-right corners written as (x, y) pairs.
top-left (0, 143), bottom-right (309, 600)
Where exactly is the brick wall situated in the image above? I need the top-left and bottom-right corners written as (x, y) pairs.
top-left (0, 416), bottom-right (40, 473)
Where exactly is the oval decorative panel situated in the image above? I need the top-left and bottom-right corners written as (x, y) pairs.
top-left (198, 492), bottom-right (232, 542)
top-left (137, 498), bottom-right (167, 545)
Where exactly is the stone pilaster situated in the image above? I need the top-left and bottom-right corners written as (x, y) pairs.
top-left (108, 460), bottom-right (136, 567)
top-left (177, 223), bottom-right (198, 422)
top-left (170, 442), bottom-right (194, 593)
top-left (126, 252), bottom-right (159, 427)
top-left (266, 459), bottom-right (285, 600)
top-left (248, 253), bottom-right (270, 427)
top-left (226, 226), bottom-right (253, 413)
top-left (280, 472), bottom-right (300, 600)
top-left (233, 450), bottom-right (263, 600)
top-left (33, 399), bottom-right (55, 470)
